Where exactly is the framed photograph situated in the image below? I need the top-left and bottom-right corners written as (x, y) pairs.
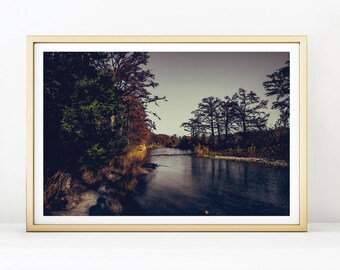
top-left (27, 36), bottom-right (307, 232)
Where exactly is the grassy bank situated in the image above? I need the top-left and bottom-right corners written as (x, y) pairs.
top-left (194, 145), bottom-right (288, 168)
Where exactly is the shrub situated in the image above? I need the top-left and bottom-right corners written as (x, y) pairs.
top-left (194, 144), bottom-right (210, 156)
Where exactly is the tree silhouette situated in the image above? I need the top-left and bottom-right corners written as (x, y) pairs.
top-left (233, 88), bottom-right (269, 135)
top-left (181, 108), bottom-right (207, 137)
top-left (263, 61), bottom-right (290, 127)
top-left (197, 97), bottom-right (221, 144)
top-left (179, 76), bottom-right (289, 161)
top-left (220, 95), bottom-right (238, 145)
top-left (180, 118), bottom-right (199, 138)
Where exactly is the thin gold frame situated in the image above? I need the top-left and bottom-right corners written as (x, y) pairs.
top-left (27, 36), bottom-right (307, 232)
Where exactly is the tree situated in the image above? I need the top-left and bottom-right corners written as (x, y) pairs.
top-left (180, 118), bottom-right (197, 138)
top-left (214, 99), bottom-right (224, 145)
top-left (220, 95), bottom-right (238, 145)
top-left (263, 61), bottom-right (290, 127)
top-left (100, 52), bottom-right (165, 145)
top-left (44, 52), bottom-right (116, 173)
top-left (233, 88), bottom-right (269, 135)
top-left (44, 52), bottom-right (162, 175)
top-left (170, 134), bottom-right (180, 147)
top-left (197, 97), bottom-right (221, 144)
top-left (180, 116), bottom-right (203, 138)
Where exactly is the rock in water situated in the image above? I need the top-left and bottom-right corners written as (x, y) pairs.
top-left (89, 197), bottom-right (111, 216)
top-left (143, 163), bottom-right (158, 169)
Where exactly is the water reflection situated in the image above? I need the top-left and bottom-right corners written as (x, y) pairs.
top-left (125, 148), bottom-right (289, 216)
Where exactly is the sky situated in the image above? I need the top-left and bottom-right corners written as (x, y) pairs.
top-left (146, 52), bottom-right (289, 136)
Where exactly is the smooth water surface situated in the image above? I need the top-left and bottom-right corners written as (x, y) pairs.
top-left (125, 148), bottom-right (289, 216)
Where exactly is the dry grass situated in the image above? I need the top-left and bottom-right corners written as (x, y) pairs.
top-left (194, 144), bottom-right (210, 156)
top-left (104, 194), bottom-right (123, 214)
top-left (117, 145), bottom-right (147, 175)
top-left (44, 171), bottom-right (84, 213)
top-left (81, 168), bottom-right (100, 185)
top-left (79, 144), bottom-right (147, 186)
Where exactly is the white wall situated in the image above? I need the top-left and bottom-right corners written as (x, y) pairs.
top-left (0, 0), bottom-right (339, 223)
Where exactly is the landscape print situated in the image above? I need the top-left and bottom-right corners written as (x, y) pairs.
top-left (44, 51), bottom-right (290, 216)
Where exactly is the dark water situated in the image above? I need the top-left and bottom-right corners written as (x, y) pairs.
top-left (125, 148), bottom-right (289, 216)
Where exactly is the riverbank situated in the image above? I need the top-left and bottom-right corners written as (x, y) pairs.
top-left (44, 145), bottom-right (158, 216)
top-left (200, 154), bottom-right (288, 167)
top-left (49, 162), bottom-right (157, 216)
top-left (193, 145), bottom-right (289, 167)
top-left (52, 162), bottom-right (157, 216)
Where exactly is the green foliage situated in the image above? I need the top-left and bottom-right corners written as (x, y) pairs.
top-left (82, 144), bottom-right (108, 169)
top-left (44, 52), bottom-right (161, 176)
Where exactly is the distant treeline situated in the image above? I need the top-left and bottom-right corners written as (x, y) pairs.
top-left (179, 61), bottom-right (290, 161)
top-left (149, 133), bottom-right (180, 148)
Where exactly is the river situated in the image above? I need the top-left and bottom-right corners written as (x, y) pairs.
top-left (124, 148), bottom-right (289, 216)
